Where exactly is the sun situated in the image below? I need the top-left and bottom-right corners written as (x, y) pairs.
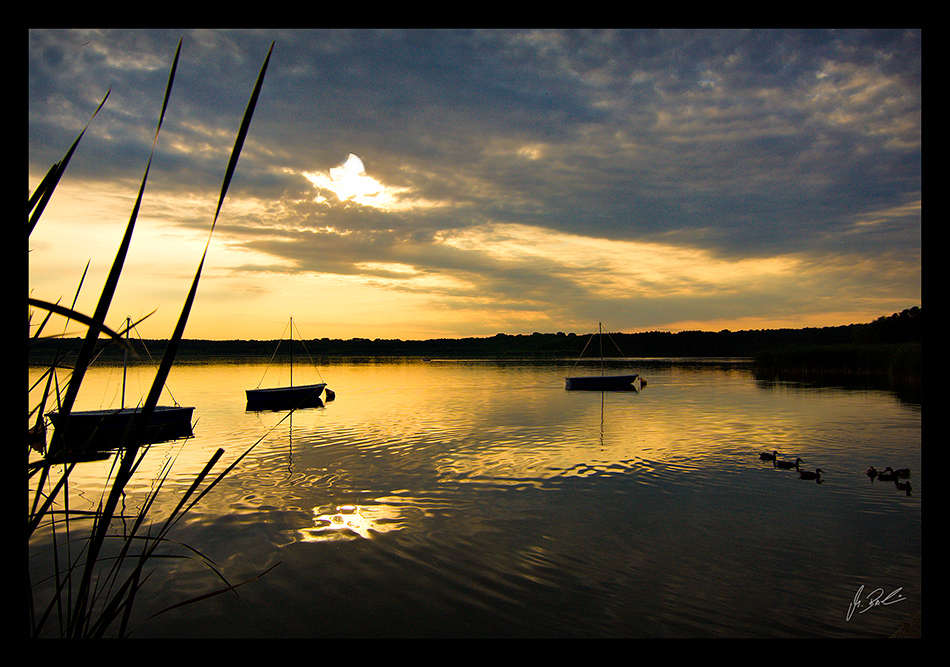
top-left (302, 152), bottom-right (449, 214)
top-left (327, 153), bottom-right (381, 200)
top-left (303, 153), bottom-right (389, 206)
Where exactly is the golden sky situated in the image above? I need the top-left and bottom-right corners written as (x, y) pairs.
top-left (29, 29), bottom-right (921, 341)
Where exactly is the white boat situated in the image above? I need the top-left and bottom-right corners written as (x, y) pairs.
top-left (565, 322), bottom-right (645, 391)
top-left (246, 318), bottom-right (328, 411)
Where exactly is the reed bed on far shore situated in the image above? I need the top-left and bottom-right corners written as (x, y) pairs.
top-left (753, 342), bottom-right (921, 401)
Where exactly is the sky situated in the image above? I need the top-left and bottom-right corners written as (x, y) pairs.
top-left (28, 29), bottom-right (922, 341)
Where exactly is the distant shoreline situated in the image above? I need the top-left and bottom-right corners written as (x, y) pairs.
top-left (30, 310), bottom-right (920, 404)
top-left (28, 312), bottom-right (919, 364)
top-left (28, 308), bottom-right (920, 363)
top-left (25, 326), bottom-right (881, 363)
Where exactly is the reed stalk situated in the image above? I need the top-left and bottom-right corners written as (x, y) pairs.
top-left (28, 38), bottom-right (275, 638)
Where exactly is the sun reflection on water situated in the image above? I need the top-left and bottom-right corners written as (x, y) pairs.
top-left (299, 502), bottom-right (408, 542)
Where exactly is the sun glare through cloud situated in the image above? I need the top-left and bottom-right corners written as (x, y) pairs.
top-left (303, 153), bottom-right (439, 213)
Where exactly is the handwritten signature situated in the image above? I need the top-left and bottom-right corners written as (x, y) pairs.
top-left (847, 585), bottom-right (907, 621)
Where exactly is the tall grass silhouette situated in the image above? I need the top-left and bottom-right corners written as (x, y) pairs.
top-left (28, 38), bottom-right (279, 638)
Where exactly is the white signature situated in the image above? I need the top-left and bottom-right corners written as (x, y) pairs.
top-left (847, 585), bottom-right (907, 621)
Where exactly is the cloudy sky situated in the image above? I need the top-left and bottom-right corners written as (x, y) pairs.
top-left (28, 29), bottom-right (921, 341)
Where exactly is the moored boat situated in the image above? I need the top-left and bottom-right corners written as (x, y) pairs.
top-left (47, 405), bottom-right (194, 452)
top-left (565, 322), bottom-right (646, 391)
top-left (245, 383), bottom-right (326, 411)
top-left (565, 374), bottom-right (642, 391)
top-left (246, 317), bottom-right (329, 411)
top-left (45, 317), bottom-right (195, 455)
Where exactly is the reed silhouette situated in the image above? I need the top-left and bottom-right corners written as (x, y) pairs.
top-left (29, 39), bottom-right (277, 638)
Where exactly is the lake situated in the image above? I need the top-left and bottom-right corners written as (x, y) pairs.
top-left (29, 357), bottom-right (922, 637)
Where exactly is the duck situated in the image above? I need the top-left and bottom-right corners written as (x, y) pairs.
top-left (894, 468), bottom-right (911, 479)
top-left (895, 480), bottom-right (913, 496)
top-left (866, 466), bottom-right (878, 479)
top-left (876, 467), bottom-right (897, 482)
top-left (799, 468), bottom-right (823, 481)
top-left (759, 450), bottom-right (779, 461)
top-left (775, 457), bottom-right (804, 470)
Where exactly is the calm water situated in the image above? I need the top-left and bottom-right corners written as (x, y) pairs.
top-left (29, 358), bottom-right (922, 638)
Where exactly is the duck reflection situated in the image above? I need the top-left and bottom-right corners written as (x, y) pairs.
top-left (867, 465), bottom-right (915, 496)
top-left (775, 457), bottom-right (804, 471)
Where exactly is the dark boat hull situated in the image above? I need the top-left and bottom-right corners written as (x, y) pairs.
top-left (565, 374), bottom-right (641, 391)
top-left (245, 383), bottom-right (326, 411)
top-left (47, 405), bottom-right (195, 452)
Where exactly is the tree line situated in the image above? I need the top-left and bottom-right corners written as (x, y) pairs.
top-left (30, 307), bottom-right (921, 363)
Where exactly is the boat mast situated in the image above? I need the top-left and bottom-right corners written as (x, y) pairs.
top-left (122, 316), bottom-right (130, 408)
top-left (599, 322), bottom-right (604, 377)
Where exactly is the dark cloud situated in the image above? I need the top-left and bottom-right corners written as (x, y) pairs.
top-left (29, 29), bottom-right (920, 335)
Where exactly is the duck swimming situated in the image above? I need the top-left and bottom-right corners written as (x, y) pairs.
top-left (799, 468), bottom-right (823, 481)
top-left (876, 467), bottom-right (897, 482)
top-left (775, 457), bottom-right (804, 470)
top-left (894, 468), bottom-right (911, 479)
top-left (866, 466), bottom-right (878, 479)
top-left (895, 480), bottom-right (913, 496)
top-left (759, 450), bottom-right (779, 461)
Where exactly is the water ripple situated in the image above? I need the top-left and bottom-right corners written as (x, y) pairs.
top-left (32, 360), bottom-right (920, 638)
